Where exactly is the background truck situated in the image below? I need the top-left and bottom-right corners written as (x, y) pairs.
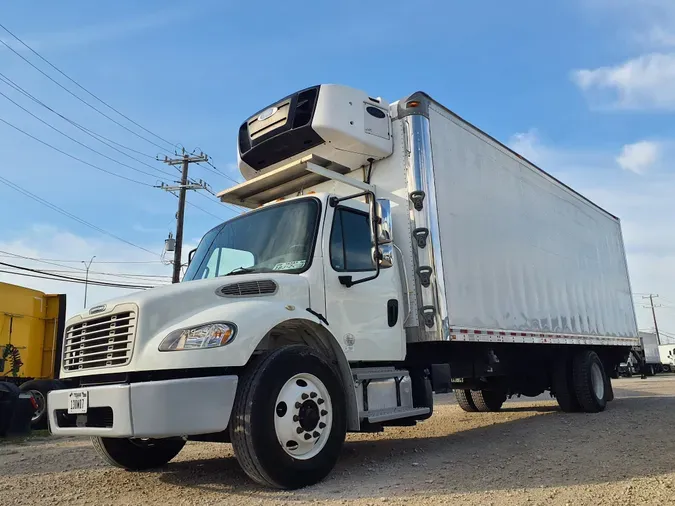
top-left (659, 344), bottom-right (675, 372)
top-left (1, 282), bottom-right (67, 429)
top-left (47, 84), bottom-right (639, 489)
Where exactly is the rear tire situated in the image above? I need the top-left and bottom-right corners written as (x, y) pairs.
top-left (470, 389), bottom-right (506, 412)
top-left (230, 345), bottom-right (347, 489)
top-left (572, 350), bottom-right (607, 413)
top-left (19, 379), bottom-right (64, 430)
top-left (454, 389), bottom-right (478, 412)
top-left (552, 357), bottom-right (581, 413)
top-left (91, 437), bottom-right (185, 470)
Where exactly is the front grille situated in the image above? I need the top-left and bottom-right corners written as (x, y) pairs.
top-left (63, 310), bottom-right (137, 371)
top-left (219, 280), bottom-right (278, 297)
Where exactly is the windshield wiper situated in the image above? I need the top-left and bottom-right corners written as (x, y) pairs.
top-left (224, 266), bottom-right (255, 276)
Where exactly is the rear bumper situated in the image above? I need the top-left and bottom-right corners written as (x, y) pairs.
top-left (47, 375), bottom-right (238, 438)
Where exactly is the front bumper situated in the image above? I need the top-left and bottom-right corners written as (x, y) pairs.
top-left (48, 375), bottom-right (238, 438)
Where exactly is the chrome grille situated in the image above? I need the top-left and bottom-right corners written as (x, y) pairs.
top-left (63, 310), bottom-right (137, 371)
top-left (219, 280), bottom-right (278, 297)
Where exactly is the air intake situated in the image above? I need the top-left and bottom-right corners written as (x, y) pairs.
top-left (218, 280), bottom-right (278, 297)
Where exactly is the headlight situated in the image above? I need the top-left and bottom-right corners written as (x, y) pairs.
top-left (159, 322), bottom-right (237, 351)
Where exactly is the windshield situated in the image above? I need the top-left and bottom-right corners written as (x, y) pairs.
top-left (183, 198), bottom-right (321, 281)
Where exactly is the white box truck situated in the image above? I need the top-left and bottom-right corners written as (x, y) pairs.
top-left (48, 84), bottom-right (639, 489)
top-left (659, 344), bottom-right (675, 372)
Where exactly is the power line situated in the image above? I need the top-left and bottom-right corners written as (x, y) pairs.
top-left (0, 88), bottom-right (175, 182)
top-left (0, 116), bottom-right (155, 186)
top-left (0, 23), bottom-right (174, 153)
top-left (0, 174), bottom-right (159, 257)
top-left (0, 262), bottom-right (157, 289)
top-left (0, 251), bottom-right (170, 281)
top-left (0, 21), bottom-right (175, 150)
top-left (0, 254), bottom-right (164, 265)
top-left (0, 71), bottom-right (162, 166)
top-left (192, 190), bottom-right (242, 216)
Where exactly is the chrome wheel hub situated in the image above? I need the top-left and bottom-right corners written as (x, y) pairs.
top-left (274, 373), bottom-right (332, 460)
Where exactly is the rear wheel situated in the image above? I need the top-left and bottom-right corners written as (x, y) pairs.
top-left (230, 345), bottom-right (347, 489)
top-left (91, 437), bottom-right (185, 470)
top-left (572, 350), bottom-right (607, 413)
top-left (470, 389), bottom-right (506, 412)
top-left (19, 379), bottom-right (64, 429)
top-left (552, 357), bottom-right (581, 413)
top-left (454, 389), bottom-right (478, 412)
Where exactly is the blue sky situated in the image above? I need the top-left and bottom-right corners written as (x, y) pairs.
top-left (1, 0), bottom-right (674, 337)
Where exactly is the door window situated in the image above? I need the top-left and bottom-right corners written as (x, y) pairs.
top-left (330, 208), bottom-right (374, 272)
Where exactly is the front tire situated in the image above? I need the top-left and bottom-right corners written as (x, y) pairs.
top-left (91, 437), bottom-right (185, 470)
top-left (230, 345), bottom-right (347, 489)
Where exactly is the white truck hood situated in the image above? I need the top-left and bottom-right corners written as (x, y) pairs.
top-left (61, 273), bottom-right (312, 377)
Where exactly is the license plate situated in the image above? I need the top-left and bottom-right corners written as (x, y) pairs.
top-left (68, 390), bottom-right (88, 414)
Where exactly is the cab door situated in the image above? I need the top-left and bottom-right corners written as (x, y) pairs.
top-left (322, 199), bottom-right (405, 361)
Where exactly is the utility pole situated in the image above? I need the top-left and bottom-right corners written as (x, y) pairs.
top-left (160, 150), bottom-right (208, 283)
top-left (82, 255), bottom-right (96, 308)
top-left (643, 294), bottom-right (662, 345)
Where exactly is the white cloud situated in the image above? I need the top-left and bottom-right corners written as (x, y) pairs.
top-left (573, 53), bottom-right (675, 110)
top-left (509, 130), bottom-right (675, 335)
top-left (0, 226), bottom-right (173, 318)
top-left (616, 140), bottom-right (661, 174)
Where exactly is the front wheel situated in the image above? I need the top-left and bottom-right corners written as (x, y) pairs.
top-left (91, 437), bottom-right (185, 470)
top-left (230, 345), bottom-right (347, 489)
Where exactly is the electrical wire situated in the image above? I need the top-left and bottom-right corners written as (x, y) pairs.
top-left (193, 190), bottom-right (243, 215)
top-left (0, 88), bottom-right (175, 182)
top-left (0, 254), bottom-right (165, 265)
top-left (0, 116), bottom-right (156, 186)
top-left (0, 174), bottom-right (159, 257)
top-left (0, 24), bottom-right (174, 153)
top-left (0, 252), bottom-right (170, 282)
top-left (0, 262), bottom-right (158, 289)
top-left (0, 71), bottom-right (163, 165)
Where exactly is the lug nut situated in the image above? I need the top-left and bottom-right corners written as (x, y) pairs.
top-left (293, 415), bottom-right (299, 422)
top-left (319, 422), bottom-right (326, 429)
top-left (313, 431), bottom-right (320, 438)
top-left (304, 433), bottom-right (311, 440)
top-left (317, 399), bottom-right (325, 405)
top-left (301, 393), bottom-right (309, 400)
top-left (296, 427), bottom-right (303, 434)
top-left (295, 402), bottom-right (301, 409)
top-left (310, 392), bottom-right (318, 398)
top-left (321, 410), bottom-right (328, 416)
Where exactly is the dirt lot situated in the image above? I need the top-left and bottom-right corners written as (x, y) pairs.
top-left (1, 376), bottom-right (674, 506)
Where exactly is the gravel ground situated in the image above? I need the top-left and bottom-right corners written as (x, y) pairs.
top-left (1, 376), bottom-right (674, 506)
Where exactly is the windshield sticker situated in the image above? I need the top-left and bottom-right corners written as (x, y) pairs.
top-left (273, 260), bottom-right (306, 271)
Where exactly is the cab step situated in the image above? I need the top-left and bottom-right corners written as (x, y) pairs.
top-left (364, 406), bottom-right (430, 423)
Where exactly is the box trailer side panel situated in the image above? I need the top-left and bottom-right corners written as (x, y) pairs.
top-left (426, 103), bottom-right (638, 343)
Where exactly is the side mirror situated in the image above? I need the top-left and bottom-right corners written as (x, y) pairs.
top-left (187, 248), bottom-right (197, 266)
top-left (376, 199), bottom-right (393, 244)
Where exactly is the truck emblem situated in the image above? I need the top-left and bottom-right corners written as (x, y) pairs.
top-left (257, 107), bottom-right (278, 122)
top-left (89, 304), bottom-right (107, 315)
